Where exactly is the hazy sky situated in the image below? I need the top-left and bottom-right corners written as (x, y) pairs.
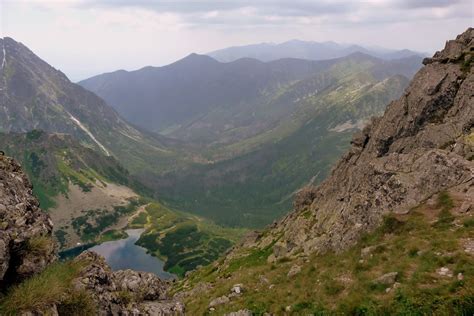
top-left (1, 0), bottom-right (472, 81)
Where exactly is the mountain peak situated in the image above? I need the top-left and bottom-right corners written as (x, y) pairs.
top-left (175, 52), bottom-right (218, 65)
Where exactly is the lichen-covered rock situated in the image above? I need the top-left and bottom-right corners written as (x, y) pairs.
top-left (243, 28), bottom-right (474, 260)
top-left (72, 251), bottom-right (184, 315)
top-left (225, 309), bottom-right (253, 316)
top-left (0, 154), bottom-right (55, 288)
top-left (209, 295), bottom-right (230, 308)
top-left (373, 272), bottom-right (398, 285)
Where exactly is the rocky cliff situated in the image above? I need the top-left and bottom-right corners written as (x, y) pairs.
top-left (0, 153), bottom-right (56, 289)
top-left (0, 153), bottom-right (183, 315)
top-left (246, 28), bottom-right (473, 261)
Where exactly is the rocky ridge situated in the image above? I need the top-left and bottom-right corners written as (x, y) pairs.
top-left (0, 153), bottom-right (55, 288)
top-left (243, 28), bottom-right (474, 261)
top-left (0, 153), bottom-right (183, 315)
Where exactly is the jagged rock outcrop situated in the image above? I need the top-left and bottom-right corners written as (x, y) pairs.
top-left (72, 252), bottom-right (184, 315)
top-left (252, 28), bottom-right (474, 260)
top-left (0, 154), bottom-right (183, 314)
top-left (0, 153), bottom-right (55, 288)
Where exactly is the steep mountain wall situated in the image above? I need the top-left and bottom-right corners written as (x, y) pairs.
top-left (0, 153), bottom-right (55, 289)
top-left (248, 28), bottom-right (473, 261)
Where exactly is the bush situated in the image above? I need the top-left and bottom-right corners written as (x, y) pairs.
top-left (56, 290), bottom-right (96, 316)
top-left (433, 209), bottom-right (455, 229)
top-left (381, 215), bottom-right (404, 234)
top-left (437, 191), bottom-right (454, 211)
top-left (463, 218), bottom-right (474, 228)
top-left (293, 301), bottom-right (314, 312)
top-left (26, 235), bottom-right (54, 256)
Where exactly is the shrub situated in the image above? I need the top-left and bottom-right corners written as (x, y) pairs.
top-left (408, 247), bottom-right (419, 258)
top-left (463, 218), bottom-right (474, 228)
top-left (26, 235), bottom-right (54, 256)
top-left (433, 209), bottom-right (455, 229)
top-left (293, 301), bottom-right (314, 312)
top-left (381, 215), bottom-right (404, 234)
top-left (437, 191), bottom-right (454, 211)
top-left (56, 290), bottom-right (96, 316)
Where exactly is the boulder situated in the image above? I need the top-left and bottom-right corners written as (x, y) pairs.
top-left (436, 267), bottom-right (453, 278)
top-left (225, 309), bottom-right (253, 316)
top-left (287, 264), bottom-right (302, 278)
top-left (209, 295), bottom-right (230, 308)
top-left (373, 272), bottom-right (398, 285)
top-left (231, 283), bottom-right (244, 294)
top-left (73, 251), bottom-right (184, 315)
top-left (361, 246), bottom-right (376, 258)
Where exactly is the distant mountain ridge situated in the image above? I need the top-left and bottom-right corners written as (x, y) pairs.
top-left (79, 52), bottom-right (422, 148)
top-left (0, 37), bottom-right (188, 174)
top-left (207, 39), bottom-right (425, 63)
top-left (79, 53), bottom-right (337, 135)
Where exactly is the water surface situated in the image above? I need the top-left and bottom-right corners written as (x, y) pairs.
top-left (89, 229), bottom-right (175, 280)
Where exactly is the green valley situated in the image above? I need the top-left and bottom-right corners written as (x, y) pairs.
top-left (130, 203), bottom-right (246, 277)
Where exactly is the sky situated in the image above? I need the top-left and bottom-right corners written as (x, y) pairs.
top-left (1, 0), bottom-right (472, 81)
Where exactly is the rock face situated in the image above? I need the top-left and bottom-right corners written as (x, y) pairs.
top-left (0, 154), bottom-right (183, 314)
top-left (250, 28), bottom-right (474, 259)
top-left (73, 252), bottom-right (184, 315)
top-left (0, 153), bottom-right (55, 288)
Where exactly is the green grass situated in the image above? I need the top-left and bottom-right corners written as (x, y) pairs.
top-left (98, 229), bottom-right (128, 243)
top-left (26, 235), bottom-right (54, 256)
top-left (0, 131), bottom-right (148, 212)
top-left (135, 203), bottom-right (246, 277)
top-left (433, 191), bottom-right (455, 229)
top-left (71, 198), bottom-right (143, 242)
top-left (0, 260), bottom-right (89, 315)
top-left (463, 218), bottom-right (474, 228)
top-left (177, 199), bottom-right (474, 315)
top-left (56, 290), bottom-right (96, 316)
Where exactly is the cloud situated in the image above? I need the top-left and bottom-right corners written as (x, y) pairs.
top-left (2, 0), bottom-right (471, 81)
top-left (80, 0), bottom-right (353, 16)
top-left (70, 0), bottom-right (471, 28)
top-left (395, 0), bottom-right (463, 9)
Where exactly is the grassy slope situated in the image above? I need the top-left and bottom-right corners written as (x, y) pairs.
top-left (132, 203), bottom-right (246, 277)
top-left (0, 130), bottom-right (147, 210)
top-left (176, 192), bottom-right (474, 315)
top-left (0, 131), bottom-right (155, 249)
top-left (64, 197), bottom-right (144, 244)
top-left (0, 259), bottom-right (95, 315)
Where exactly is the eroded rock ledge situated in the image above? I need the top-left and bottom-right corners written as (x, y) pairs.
top-left (0, 154), bottom-right (55, 288)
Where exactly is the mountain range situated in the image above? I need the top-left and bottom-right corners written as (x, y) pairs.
top-left (207, 39), bottom-right (425, 63)
top-left (0, 35), bottom-right (422, 230)
top-left (0, 28), bottom-right (471, 315)
top-left (79, 53), bottom-right (422, 149)
top-left (80, 51), bottom-right (422, 227)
